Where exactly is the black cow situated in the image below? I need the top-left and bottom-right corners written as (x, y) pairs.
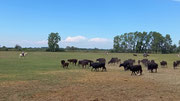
top-left (160, 61), bottom-right (167, 67)
top-left (61, 60), bottom-right (69, 69)
top-left (81, 61), bottom-right (89, 68)
top-left (96, 58), bottom-right (106, 63)
top-left (62, 63), bottom-right (69, 68)
top-left (68, 59), bottom-right (78, 66)
top-left (151, 60), bottom-right (155, 63)
top-left (61, 60), bottom-right (65, 66)
top-left (78, 59), bottom-right (94, 67)
top-left (108, 58), bottom-right (120, 64)
top-left (119, 60), bottom-right (134, 71)
top-left (90, 62), bottom-right (107, 72)
top-left (83, 59), bottom-right (94, 64)
top-left (133, 54), bottom-right (137, 56)
top-left (177, 60), bottom-right (180, 66)
top-left (147, 62), bottom-right (158, 73)
top-left (173, 61), bottom-right (178, 69)
top-left (141, 59), bottom-right (149, 67)
top-left (129, 65), bottom-right (143, 75)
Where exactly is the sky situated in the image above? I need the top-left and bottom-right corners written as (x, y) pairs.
top-left (0, 0), bottom-right (180, 49)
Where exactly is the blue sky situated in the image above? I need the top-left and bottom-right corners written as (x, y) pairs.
top-left (0, 0), bottom-right (180, 49)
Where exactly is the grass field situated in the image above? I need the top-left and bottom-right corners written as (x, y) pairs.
top-left (0, 51), bottom-right (180, 101)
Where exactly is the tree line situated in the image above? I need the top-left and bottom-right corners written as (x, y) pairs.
top-left (113, 31), bottom-right (180, 53)
top-left (1, 32), bottom-right (179, 53)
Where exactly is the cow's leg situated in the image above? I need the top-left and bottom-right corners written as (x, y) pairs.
top-left (131, 72), bottom-right (133, 75)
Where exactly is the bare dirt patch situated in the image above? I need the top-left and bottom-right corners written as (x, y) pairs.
top-left (1, 66), bottom-right (180, 101)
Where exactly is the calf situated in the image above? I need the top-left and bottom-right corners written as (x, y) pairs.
top-left (160, 61), bottom-right (167, 67)
top-left (133, 54), bottom-right (137, 56)
top-left (62, 63), bottom-right (69, 69)
top-left (61, 60), bottom-right (69, 69)
top-left (129, 65), bottom-right (143, 75)
top-left (68, 59), bottom-right (78, 66)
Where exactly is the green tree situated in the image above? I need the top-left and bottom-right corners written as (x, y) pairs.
top-left (162, 34), bottom-right (172, 53)
top-left (113, 36), bottom-right (120, 52)
top-left (178, 40), bottom-right (180, 52)
top-left (15, 44), bottom-right (22, 51)
top-left (48, 32), bottom-right (61, 52)
top-left (150, 32), bottom-right (164, 53)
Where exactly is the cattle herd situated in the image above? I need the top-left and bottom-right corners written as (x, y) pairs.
top-left (61, 54), bottom-right (180, 76)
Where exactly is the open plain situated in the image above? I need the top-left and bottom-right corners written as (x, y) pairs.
top-left (0, 51), bottom-right (180, 101)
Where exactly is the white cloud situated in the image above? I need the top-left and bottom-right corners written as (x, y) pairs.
top-left (88, 38), bottom-right (110, 43)
top-left (36, 40), bottom-right (48, 45)
top-left (63, 36), bottom-right (87, 42)
top-left (1, 36), bottom-right (113, 49)
top-left (60, 36), bottom-right (113, 49)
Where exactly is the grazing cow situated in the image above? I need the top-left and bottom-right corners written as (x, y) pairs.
top-left (177, 60), bottom-right (180, 65)
top-left (68, 59), bottom-right (78, 66)
top-left (96, 58), bottom-right (106, 63)
top-left (61, 60), bottom-right (69, 69)
top-left (127, 59), bottom-right (135, 64)
top-left (78, 59), bottom-right (94, 67)
top-left (147, 62), bottom-right (158, 73)
top-left (119, 60), bottom-right (134, 71)
top-left (160, 61), bottom-right (167, 67)
top-left (63, 63), bottom-right (69, 68)
top-left (81, 61), bottom-right (89, 68)
top-left (78, 60), bottom-right (83, 66)
top-left (133, 54), bottom-right (137, 56)
top-left (61, 60), bottom-right (65, 66)
top-left (83, 59), bottom-right (94, 64)
top-left (90, 62), bottom-right (107, 72)
top-left (141, 59), bottom-right (149, 67)
top-left (108, 58), bottom-right (120, 64)
top-left (129, 65), bottom-right (143, 75)
top-left (173, 61), bottom-right (178, 69)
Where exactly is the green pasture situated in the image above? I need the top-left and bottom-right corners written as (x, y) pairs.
top-left (0, 51), bottom-right (179, 82)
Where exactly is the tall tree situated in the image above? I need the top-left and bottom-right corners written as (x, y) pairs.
top-left (113, 31), bottom-right (177, 53)
top-left (113, 36), bottom-right (120, 52)
top-left (151, 32), bottom-right (164, 53)
top-left (162, 34), bottom-right (172, 53)
top-left (48, 32), bottom-right (61, 52)
top-left (15, 44), bottom-right (22, 51)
